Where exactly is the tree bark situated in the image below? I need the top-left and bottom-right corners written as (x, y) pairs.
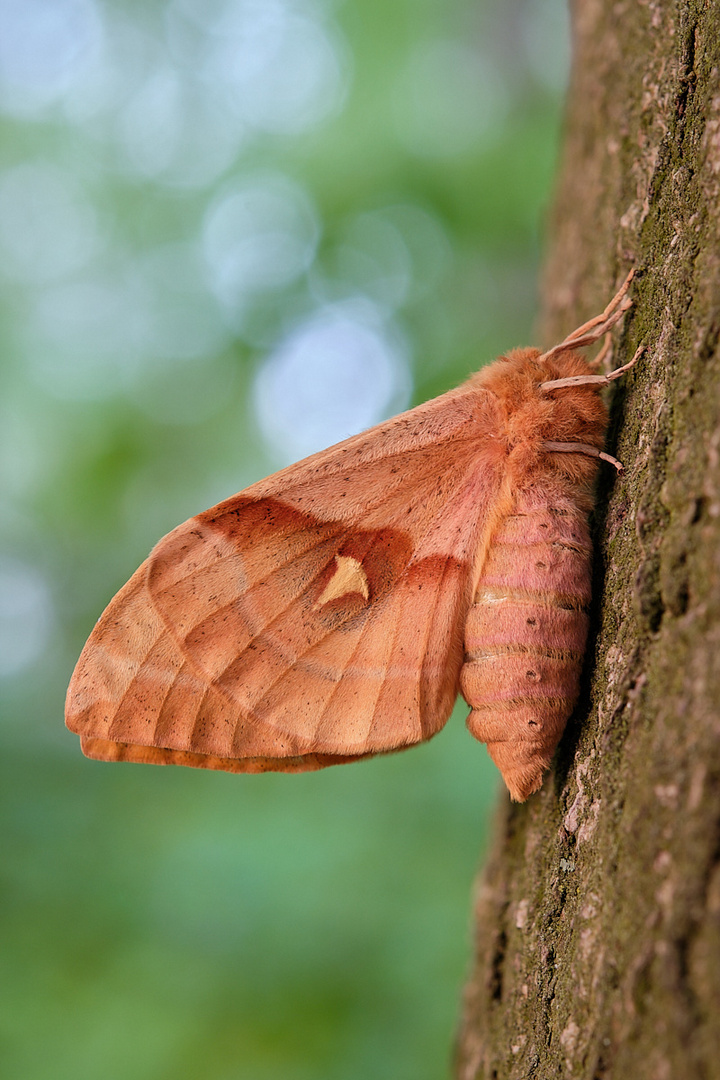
top-left (455, 2), bottom-right (720, 1077)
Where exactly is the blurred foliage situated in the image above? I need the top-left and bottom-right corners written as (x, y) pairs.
top-left (0, 0), bottom-right (568, 1077)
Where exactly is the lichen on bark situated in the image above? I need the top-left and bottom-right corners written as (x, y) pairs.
top-left (455, 2), bottom-right (720, 1077)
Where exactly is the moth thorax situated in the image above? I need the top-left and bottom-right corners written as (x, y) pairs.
top-left (460, 495), bottom-right (593, 801)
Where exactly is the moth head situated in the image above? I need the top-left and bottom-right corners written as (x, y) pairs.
top-left (474, 346), bottom-right (609, 476)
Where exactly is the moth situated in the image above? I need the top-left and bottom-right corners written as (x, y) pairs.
top-left (66, 273), bottom-right (639, 801)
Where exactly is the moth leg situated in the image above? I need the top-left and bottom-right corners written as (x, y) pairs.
top-left (540, 343), bottom-right (644, 392)
top-left (561, 268), bottom-right (634, 341)
top-left (542, 441), bottom-right (625, 473)
top-left (598, 342), bottom-right (645, 384)
top-left (538, 269), bottom-right (634, 362)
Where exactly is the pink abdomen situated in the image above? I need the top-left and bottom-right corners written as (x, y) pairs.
top-left (461, 495), bottom-right (593, 801)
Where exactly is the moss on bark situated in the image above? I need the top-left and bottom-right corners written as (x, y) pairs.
top-left (455, 2), bottom-right (720, 1076)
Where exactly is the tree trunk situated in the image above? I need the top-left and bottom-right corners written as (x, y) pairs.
top-left (455, 2), bottom-right (720, 1077)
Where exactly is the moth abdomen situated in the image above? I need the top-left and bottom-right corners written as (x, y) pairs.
top-left (461, 497), bottom-right (594, 801)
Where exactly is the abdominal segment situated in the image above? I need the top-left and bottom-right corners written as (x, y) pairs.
top-left (461, 492), bottom-right (593, 801)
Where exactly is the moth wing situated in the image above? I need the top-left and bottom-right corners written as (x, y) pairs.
top-left (66, 384), bottom-right (507, 772)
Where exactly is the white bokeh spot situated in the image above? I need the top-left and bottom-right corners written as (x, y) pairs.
top-left (253, 300), bottom-right (412, 463)
top-left (168, 0), bottom-right (349, 137)
top-left (0, 0), bottom-right (102, 117)
top-left (203, 172), bottom-right (319, 316)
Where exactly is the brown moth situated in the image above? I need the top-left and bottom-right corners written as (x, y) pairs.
top-left (66, 273), bottom-right (639, 801)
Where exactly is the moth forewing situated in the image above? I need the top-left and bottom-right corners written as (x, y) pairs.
top-left (66, 273), bottom-right (637, 801)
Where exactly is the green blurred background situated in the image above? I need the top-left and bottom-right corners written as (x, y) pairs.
top-left (0, 1), bottom-right (568, 1077)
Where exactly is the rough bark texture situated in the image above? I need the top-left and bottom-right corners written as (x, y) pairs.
top-left (456, 1), bottom-right (720, 1077)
